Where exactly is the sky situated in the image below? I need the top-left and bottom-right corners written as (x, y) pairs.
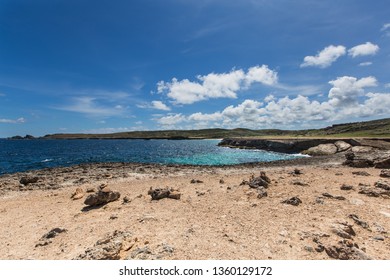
top-left (1, 0), bottom-right (390, 137)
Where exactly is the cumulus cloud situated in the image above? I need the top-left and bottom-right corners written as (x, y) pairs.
top-left (138, 101), bottom-right (171, 111)
top-left (157, 65), bottom-right (278, 105)
top-left (0, 117), bottom-right (26, 124)
top-left (154, 75), bottom-right (389, 129)
top-left (328, 76), bottom-right (377, 107)
top-left (300, 45), bottom-right (346, 68)
top-left (348, 42), bottom-right (379, 57)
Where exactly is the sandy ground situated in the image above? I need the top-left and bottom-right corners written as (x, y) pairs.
top-left (0, 157), bottom-right (389, 260)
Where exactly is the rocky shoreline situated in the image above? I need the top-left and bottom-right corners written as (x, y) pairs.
top-left (0, 141), bottom-right (389, 260)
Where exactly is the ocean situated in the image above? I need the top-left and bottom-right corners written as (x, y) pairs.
top-left (0, 139), bottom-right (303, 175)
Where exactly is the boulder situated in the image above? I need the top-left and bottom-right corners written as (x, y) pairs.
top-left (303, 144), bottom-right (338, 156)
top-left (20, 176), bottom-right (39, 185)
top-left (334, 141), bottom-right (351, 152)
top-left (84, 187), bottom-right (120, 206)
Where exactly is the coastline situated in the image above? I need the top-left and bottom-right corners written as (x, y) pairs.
top-left (1, 152), bottom-right (389, 260)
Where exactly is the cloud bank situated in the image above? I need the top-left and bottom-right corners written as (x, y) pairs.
top-left (155, 75), bottom-right (389, 129)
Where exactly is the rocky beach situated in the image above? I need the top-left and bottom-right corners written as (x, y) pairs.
top-left (0, 139), bottom-right (389, 260)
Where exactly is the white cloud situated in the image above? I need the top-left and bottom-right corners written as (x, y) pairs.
top-left (138, 101), bottom-right (171, 111)
top-left (385, 83), bottom-right (390, 88)
top-left (381, 23), bottom-right (390, 36)
top-left (348, 42), bottom-right (379, 58)
top-left (328, 76), bottom-right (377, 107)
top-left (151, 101), bottom-right (170, 111)
top-left (300, 45), bottom-right (346, 68)
top-left (381, 23), bottom-right (390, 31)
top-left (0, 117), bottom-right (26, 124)
top-left (359, 62), bottom-right (373, 66)
top-left (154, 75), bottom-right (389, 129)
top-left (157, 65), bottom-right (278, 104)
top-left (57, 97), bottom-right (124, 117)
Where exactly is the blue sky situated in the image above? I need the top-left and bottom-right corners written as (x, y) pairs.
top-left (1, 0), bottom-right (390, 137)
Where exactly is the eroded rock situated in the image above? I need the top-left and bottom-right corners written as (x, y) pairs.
top-left (84, 186), bottom-right (120, 206)
top-left (75, 230), bottom-right (132, 260)
top-left (282, 196), bottom-right (302, 206)
top-left (303, 144), bottom-right (338, 156)
top-left (148, 187), bottom-right (181, 200)
top-left (20, 176), bottom-right (39, 185)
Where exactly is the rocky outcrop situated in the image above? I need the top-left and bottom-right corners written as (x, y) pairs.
top-left (75, 231), bottom-right (132, 260)
top-left (218, 138), bottom-right (390, 156)
top-left (19, 176), bottom-right (39, 185)
top-left (343, 150), bottom-right (390, 168)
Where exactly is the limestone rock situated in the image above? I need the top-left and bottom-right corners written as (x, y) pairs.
top-left (282, 196), bottom-right (302, 206)
top-left (41, 228), bottom-right (67, 239)
top-left (84, 187), bottom-right (120, 206)
top-left (75, 230), bottom-right (132, 260)
top-left (375, 180), bottom-right (390, 191)
top-left (303, 144), bottom-right (338, 156)
top-left (148, 187), bottom-right (181, 200)
top-left (344, 150), bottom-right (390, 168)
top-left (380, 169), bottom-right (390, 178)
top-left (248, 172), bottom-right (271, 189)
top-left (71, 187), bottom-right (84, 200)
top-left (351, 146), bottom-right (374, 153)
top-left (20, 176), bottom-right (39, 185)
top-left (334, 141), bottom-right (351, 152)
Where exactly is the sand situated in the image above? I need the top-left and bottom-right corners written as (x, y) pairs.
top-left (0, 156), bottom-right (389, 260)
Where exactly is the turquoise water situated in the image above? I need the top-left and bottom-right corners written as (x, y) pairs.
top-left (0, 139), bottom-right (303, 175)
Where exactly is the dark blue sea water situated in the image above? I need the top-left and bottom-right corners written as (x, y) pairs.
top-left (0, 139), bottom-right (303, 175)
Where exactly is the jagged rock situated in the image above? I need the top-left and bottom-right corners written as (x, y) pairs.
top-left (282, 196), bottom-right (302, 206)
top-left (359, 184), bottom-right (390, 198)
top-left (340, 184), bottom-right (354, 191)
top-left (75, 231), bottom-right (132, 260)
top-left (71, 187), bottom-right (84, 200)
top-left (41, 228), bottom-right (67, 239)
top-left (325, 244), bottom-right (372, 260)
top-left (335, 141), bottom-right (352, 152)
top-left (375, 180), bottom-right (390, 190)
top-left (248, 172), bottom-right (271, 189)
top-left (256, 187), bottom-right (268, 199)
top-left (20, 176), bottom-right (39, 185)
top-left (303, 144), bottom-right (338, 156)
top-left (344, 150), bottom-right (390, 168)
top-left (331, 223), bottom-right (356, 239)
top-left (86, 187), bottom-right (96, 193)
top-left (380, 169), bottom-right (390, 178)
top-left (348, 214), bottom-right (370, 229)
top-left (352, 171), bottom-right (370, 176)
top-left (84, 187), bottom-right (120, 206)
top-left (148, 187), bottom-right (181, 200)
